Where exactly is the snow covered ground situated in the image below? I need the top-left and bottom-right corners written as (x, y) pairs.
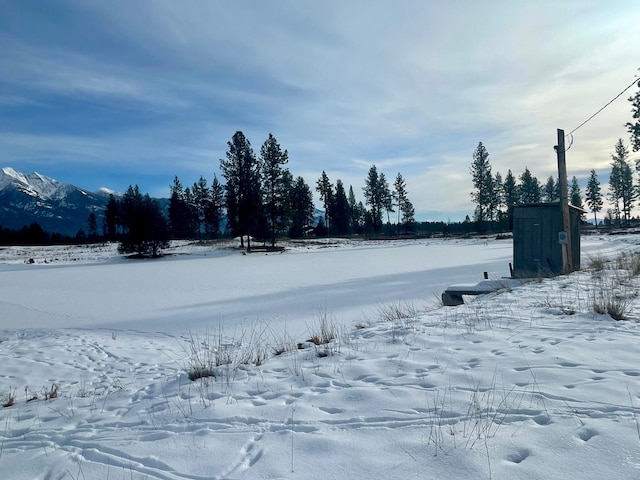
top-left (0, 235), bottom-right (639, 479)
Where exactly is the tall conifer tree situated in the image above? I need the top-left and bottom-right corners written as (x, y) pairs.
top-left (470, 142), bottom-right (493, 231)
top-left (585, 169), bottom-right (603, 227)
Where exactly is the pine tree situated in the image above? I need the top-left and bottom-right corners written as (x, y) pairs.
top-left (289, 176), bottom-right (314, 238)
top-left (331, 180), bottom-right (351, 235)
top-left (347, 185), bottom-right (359, 234)
top-left (316, 171), bottom-right (334, 236)
top-left (627, 76), bottom-right (640, 152)
top-left (118, 185), bottom-right (168, 256)
top-left (569, 176), bottom-right (583, 211)
top-left (393, 173), bottom-right (414, 235)
top-left (259, 134), bottom-right (289, 246)
top-left (356, 201), bottom-right (367, 234)
top-left (87, 213), bottom-right (98, 240)
top-left (502, 169), bottom-right (518, 230)
top-left (519, 167), bottom-right (541, 204)
top-left (363, 165), bottom-right (384, 234)
top-left (192, 176), bottom-right (210, 237)
top-left (400, 197), bottom-right (416, 232)
top-left (543, 176), bottom-right (560, 203)
top-left (104, 194), bottom-right (120, 240)
top-left (279, 169), bottom-right (294, 235)
top-left (378, 172), bottom-right (394, 225)
top-left (608, 139), bottom-right (634, 226)
top-left (490, 171), bottom-right (502, 225)
top-left (183, 186), bottom-right (196, 235)
top-left (206, 175), bottom-right (224, 238)
top-left (220, 131), bottom-right (263, 247)
top-left (169, 176), bottom-right (195, 239)
top-left (469, 142), bottom-right (493, 231)
top-left (585, 169), bottom-right (603, 227)
top-left (393, 173), bottom-right (407, 236)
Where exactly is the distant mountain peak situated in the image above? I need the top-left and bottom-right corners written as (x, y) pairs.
top-left (98, 187), bottom-right (118, 196)
top-left (1, 167), bottom-right (62, 200)
top-left (0, 166), bottom-right (114, 235)
top-left (1, 166), bottom-right (29, 188)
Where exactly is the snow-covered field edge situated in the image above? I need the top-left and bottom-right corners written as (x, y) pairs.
top-left (0, 236), bottom-right (639, 479)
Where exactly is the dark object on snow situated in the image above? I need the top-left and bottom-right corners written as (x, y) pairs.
top-left (442, 279), bottom-right (528, 306)
top-left (512, 203), bottom-right (582, 278)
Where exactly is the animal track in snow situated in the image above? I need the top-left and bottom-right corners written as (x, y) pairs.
top-left (505, 447), bottom-right (531, 464)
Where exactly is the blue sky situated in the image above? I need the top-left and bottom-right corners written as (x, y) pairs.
top-left (1, 0), bottom-right (639, 221)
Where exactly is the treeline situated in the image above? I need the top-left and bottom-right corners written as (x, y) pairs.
top-left (101, 186), bottom-right (168, 256)
top-left (469, 137), bottom-right (640, 231)
top-left (469, 141), bottom-right (585, 232)
top-left (470, 77), bottom-right (640, 231)
top-left (164, 131), bottom-right (416, 244)
top-left (79, 131), bottom-right (417, 255)
top-left (0, 222), bottom-right (82, 245)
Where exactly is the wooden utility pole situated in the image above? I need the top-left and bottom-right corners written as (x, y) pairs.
top-left (556, 129), bottom-right (573, 274)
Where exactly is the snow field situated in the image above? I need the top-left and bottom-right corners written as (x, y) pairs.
top-left (0, 236), bottom-right (639, 478)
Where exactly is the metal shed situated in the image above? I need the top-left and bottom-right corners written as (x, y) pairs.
top-left (512, 203), bottom-right (582, 278)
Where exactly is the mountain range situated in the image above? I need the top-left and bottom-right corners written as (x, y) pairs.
top-left (0, 167), bottom-right (113, 236)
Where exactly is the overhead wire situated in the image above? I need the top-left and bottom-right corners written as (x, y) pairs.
top-left (567, 75), bottom-right (640, 137)
top-left (565, 132), bottom-right (574, 152)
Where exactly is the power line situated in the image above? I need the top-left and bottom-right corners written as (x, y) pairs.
top-left (565, 132), bottom-right (574, 152)
top-left (568, 75), bottom-right (640, 136)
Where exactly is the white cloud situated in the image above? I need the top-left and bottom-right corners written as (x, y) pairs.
top-left (1, 0), bottom-right (639, 219)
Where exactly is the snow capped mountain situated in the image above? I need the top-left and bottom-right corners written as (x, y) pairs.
top-left (0, 167), bottom-right (113, 235)
top-left (0, 167), bottom-right (65, 200)
top-left (98, 186), bottom-right (119, 196)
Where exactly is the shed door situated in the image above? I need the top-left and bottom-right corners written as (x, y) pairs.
top-left (514, 216), bottom-right (543, 276)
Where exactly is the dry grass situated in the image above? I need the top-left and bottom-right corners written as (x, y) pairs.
top-left (45, 384), bottom-right (59, 400)
top-left (616, 251), bottom-right (640, 276)
top-left (586, 254), bottom-right (608, 272)
top-left (2, 389), bottom-right (15, 408)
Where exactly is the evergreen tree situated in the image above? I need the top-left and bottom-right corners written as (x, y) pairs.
top-left (627, 76), bottom-right (640, 152)
top-left (469, 142), bottom-right (493, 230)
top-left (492, 171), bottom-right (503, 217)
top-left (168, 176), bottom-right (195, 239)
top-left (331, 180), bottom-right (351, 235)
top-left (220, 131), bottom-right (263, 247)
top-left (118, 185), bottom-right (169, 256)
top-left (183, 186), bottom-right (196, 234)
top-left (608, 138), bottom-right (634, 226)
top-left (87, 212), bottom-right (98, 240)
top-left (104, 194), bottom-right (120, 240)
top-left (378, 172), bottom-right (394, 225)
top-left (585, 169), bottom-right (603, 227)
top-left (289, 176), bottom-right (314, 238)
top-left (259, 133), bottom-right (289, 246)
top-left (543, 176), bottom-right (560, 203)
top-left (502, 169), bottom-right (518, 230)
top-left (279, 169), bottom-right (294, 236)
top-left (355, 201), bottom-right (367, 234)
top-left (393, 173), bottom-right (415, 235)
top-left (316, 171), bottom-right (334, 236)
top-left (347, 185), bottom-right (359, 234)
top-left (393, 173), bottom-right (407, 236)
top-left (363, 165), bottom-right (384, 234)
top-left (206, 175), bottom-right (224, 238)
top-left (569, 176), bottom-right (583, 210)
top-left (400, 197), bottom-right (416, 232)
top-left (518, 167), bottom-right (541, 204)
top-left (192, 176), bottom-right (210, 236)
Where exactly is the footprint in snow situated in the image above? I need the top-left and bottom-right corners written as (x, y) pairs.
top-left (505, 448), bottom-right (531, 464)
top-left (577, 428), bottom-right (598, 442)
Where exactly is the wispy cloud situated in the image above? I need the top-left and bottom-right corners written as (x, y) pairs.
top-left (0, 0), bottom-right (638, 219)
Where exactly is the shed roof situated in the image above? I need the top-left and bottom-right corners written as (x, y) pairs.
top-left (514, 202), bottom-right (585, 214)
